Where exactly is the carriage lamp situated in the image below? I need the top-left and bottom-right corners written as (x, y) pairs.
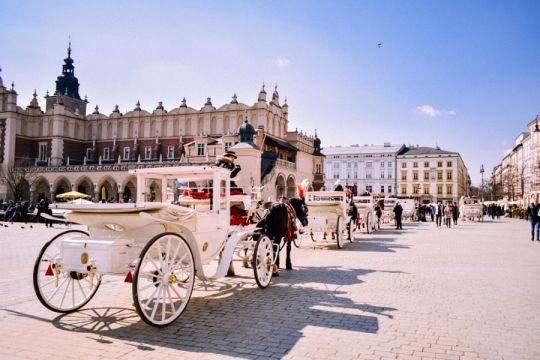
top-left (104, 223), bottom-right (125, 232)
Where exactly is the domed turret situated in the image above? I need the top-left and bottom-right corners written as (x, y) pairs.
top-left (238, 111), bottom-right (256, 143)
top-left (258, 82), bottom-right (267, 102)
top-left (313, 129), bottom-right (322, 155)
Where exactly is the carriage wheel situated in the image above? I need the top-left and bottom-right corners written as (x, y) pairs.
top-left (133, 233), bottom-right (195, 327)
top-left (252, 234), bottom-right (274, 289)
top-left (348, 218), bottom-right (355, 242)
top-left (33, 230), bottom-right (102, 313)
top-left (336, 216), bottom-right (345, 249)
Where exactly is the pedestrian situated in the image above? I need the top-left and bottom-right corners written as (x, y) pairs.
top-left (452, 202), bottom-right (459, 225)
top-left (435, 201), bottom-right (443, 228)
top-left (375, 204), bottom-right (382, 229)
top-left (527, 201), bottom-right (539, 242)
top-left (394, 202), bottom-right (403, 230)
top-left (430, 204), bottom-right (435, 222)
top-left (444, 202), bottom-right (453, 228)
top-left (334, 179), bottom-right (344, 192)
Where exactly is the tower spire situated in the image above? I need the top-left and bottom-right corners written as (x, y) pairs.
top-left (67, 36), bottom-right (72, 58)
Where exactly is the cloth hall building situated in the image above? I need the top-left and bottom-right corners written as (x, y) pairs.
top-left (0, 45), bottom-right (324, 202)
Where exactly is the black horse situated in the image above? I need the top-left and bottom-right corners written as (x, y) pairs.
top-left (256, 198), bottom-right (308, 273)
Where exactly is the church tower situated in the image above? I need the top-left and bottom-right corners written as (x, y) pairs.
top-left (45, 42), bottom-right (88, 115)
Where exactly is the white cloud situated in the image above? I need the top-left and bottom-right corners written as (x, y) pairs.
top-left (273, 56), bottom-right (290, 69)
top-left (415, 105), bottom-right (456, 117)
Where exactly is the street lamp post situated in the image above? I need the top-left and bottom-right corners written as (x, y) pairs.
top-left (480, 164), bottom-right (485, 204)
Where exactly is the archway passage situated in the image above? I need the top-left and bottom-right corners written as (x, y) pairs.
top-left (54, 177), bottom-right (71, 201)
top-left (122, 176), bottom-right (137, 203)
top-left (76, 177), bottom-right (94, 198)
top-left (32, 178), bottom-right (50, 203)
top-left (286, 176), bottom-right (297, 198)
top-left (275, 175), bottom-right (286, 199)
top-left (98, 177), bottom-right (118, 202)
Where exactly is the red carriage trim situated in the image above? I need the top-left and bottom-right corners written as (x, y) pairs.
top-left (283, 200), bottom-right (298, 243)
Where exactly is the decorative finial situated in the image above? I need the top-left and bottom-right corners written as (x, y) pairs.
top-left (135, 100), bottom-right (141, 111)
top-left (45, 90), bottom-right (49, 97)
top-left (33, 89), bottom-right (37, 98)
top-left (11, 81), bottom-right (15, 91)
top-left (180, 97), bottom-right (187, 107)
top-left (113, 104), bottom-right (120, 113)
top-left (93, 105), bottom-right (99, 114)
top-left (231, 93), bottom-right (238, 104)
top-left (205, 97), bottom-right (212, 106)
top-left (284, 97), bottom-right (287, 105)
top-left (262, 82), bottom-right (265, 91)
top-left (84, 94), bottom-right (88, 102)
top-left (156, 101), bottom-right (164, 110)
top-left (274, 83), bottom-right (278, 91)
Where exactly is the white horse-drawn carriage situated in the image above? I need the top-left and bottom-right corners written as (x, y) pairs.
top-left (400, 199), bottom-right (416, 222)
top-left (352, 195), bottom-right (377, 234)
top-left (297, 191), bottom-right (353, 248)
top-left (33, 166), bottom-right (276, 327)
top-left (381, 197), bottom-right (397, 224)
top-left (459, 196), bottom-right (484, 222)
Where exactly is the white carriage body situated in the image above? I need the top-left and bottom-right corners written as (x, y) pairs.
top-left (400, 199), bottom-right (416, 220)
top-left (304, 191), bottom-right (348, 232)
top-left (353, 195), bottom-right (375, 224)
top-left (59, 166), bottom-right (236, 277)
top-left (460, 197), bottom-right (483, 219)
top-left (382, 197), bottom-right (397, 222)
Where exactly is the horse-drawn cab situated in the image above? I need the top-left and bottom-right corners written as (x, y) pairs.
top-left (33, 165), bottom-right (277, 327)
top-left (352, 194), bottom-right (377, 234)
top-left (381, 197), bottom-right (397, 224)
top-left (301, 191), bottom-right (353, 248)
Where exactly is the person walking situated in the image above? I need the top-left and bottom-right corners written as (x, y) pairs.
top-left (435, 201), bottom-right (443, 228)
top-left (527, 201), bottom-right (539, 242)
top-left (375, 204), bottom-right (382, 229)
top-left (430, 204), bottom-right (435, 222)
top-left (452, 202), bottom-right (459, 225)
top-left (394, 202), bottom-right (403, 230)
top-left (444, 202), bottom-right (453, 228)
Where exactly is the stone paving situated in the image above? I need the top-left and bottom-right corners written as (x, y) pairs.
top-left (0, 218), bottom-right (539, 360)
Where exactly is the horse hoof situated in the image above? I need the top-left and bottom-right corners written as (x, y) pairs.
top-left (286, 266), bottom-right (292, 270)
top-left (242, 260), bottom-right (250, 268)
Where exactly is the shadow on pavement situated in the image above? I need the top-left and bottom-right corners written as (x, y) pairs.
top-left (2, 266), bottom-right (397, 359)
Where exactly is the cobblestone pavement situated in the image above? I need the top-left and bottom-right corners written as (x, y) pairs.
top-left (0, 218), bottom-right (539, 360)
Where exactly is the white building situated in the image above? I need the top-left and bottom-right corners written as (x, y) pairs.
top-left (322, 143), bottom-right (405, 196)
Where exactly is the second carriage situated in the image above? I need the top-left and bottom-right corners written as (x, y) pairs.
top-left (297, 190), bottom-right (353, 248)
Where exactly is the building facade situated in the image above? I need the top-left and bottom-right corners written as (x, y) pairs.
top-left (0, 45), bottom-right (324, 202)
top-left (322, 143), bottom-right (405, 196)
top-left (397, 146), bottom-right (468, 203)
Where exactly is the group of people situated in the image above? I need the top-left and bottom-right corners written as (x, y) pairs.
top-left (0, 198), bottom-right (54, 226)
top-left (431, 202), bottom-right (459, 228)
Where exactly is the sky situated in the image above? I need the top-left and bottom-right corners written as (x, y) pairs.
top-left (1, 0), bottom-right (539, 184)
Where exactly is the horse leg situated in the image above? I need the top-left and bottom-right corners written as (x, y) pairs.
top-left (285, 241), bottom-right (292, 270)
top-left (272, 236), bottom-right (281, 276)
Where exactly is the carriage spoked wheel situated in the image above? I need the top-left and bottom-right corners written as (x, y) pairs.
top-left (133, 233), bottom-right (195, 327)
top-left (252, 234), bottom-right (273, 289)
top-left (335, 216), bottom-right (345, 249)
top-left (347, 218), bottom-right (355, 243)
top-left (33, 230), bottom-right (102, 313)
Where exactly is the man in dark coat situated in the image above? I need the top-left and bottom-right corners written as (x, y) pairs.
top-left (435, 201), bottom-right (443, 228)
top-left (527, 201), bottom-right (539, 242)
top-left (394, 202), bottom-right (403, 230)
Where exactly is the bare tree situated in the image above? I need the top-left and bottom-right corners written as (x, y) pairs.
top-left (0, 161), bottom-right (37, 201)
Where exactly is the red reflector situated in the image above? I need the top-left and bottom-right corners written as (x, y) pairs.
top-left (45, 265), bottom-right (54, 276)
top-left (124, 271), bottom-right (133, 283)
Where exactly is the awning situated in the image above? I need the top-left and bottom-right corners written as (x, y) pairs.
top-left (264, 135), bottom-right (298, 152)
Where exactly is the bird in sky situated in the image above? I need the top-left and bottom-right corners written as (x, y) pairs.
top-left (378, 43), bottom-right (383, 48)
